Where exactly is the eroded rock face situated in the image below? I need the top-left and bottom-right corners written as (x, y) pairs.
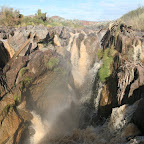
top-left (97, 22), bottom-right (144, 119)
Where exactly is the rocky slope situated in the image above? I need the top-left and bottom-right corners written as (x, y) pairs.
top-left (0, 22), bottom-right (144, 144)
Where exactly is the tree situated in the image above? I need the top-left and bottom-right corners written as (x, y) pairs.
top-left (35, 9), bottom-right (47, 21)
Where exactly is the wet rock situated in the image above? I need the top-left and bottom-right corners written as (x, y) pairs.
top-left (107, 100), bottom-right (139, 135)
top-left (121, 123), bottom-right (141, 138)
top-left (127, 136), bottom-right (144, 144)
top-left (17, 109), bottom-right (33, 122)
top-left (132, 99), bottom-right (144, 133)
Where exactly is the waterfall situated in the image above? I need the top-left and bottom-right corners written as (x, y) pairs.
top-left (25, 59), bottom-right (102, 144)
top-left (30, 112), bottom-right (48, 144)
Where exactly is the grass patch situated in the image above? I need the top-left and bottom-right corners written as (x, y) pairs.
top-left (13, 93), bottom-right (21, 104)
top-left (98, 48), bottom-right (116, 83)
top-left (46, 57), bottom-right (59, 70)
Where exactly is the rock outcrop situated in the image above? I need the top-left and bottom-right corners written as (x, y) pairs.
top-left (96, 22), bottom-right (144, 120)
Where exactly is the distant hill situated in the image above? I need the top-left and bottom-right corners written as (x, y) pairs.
top-left (120, 6), bottom-right (144, 31)
top-left (49, 16), bottom-right (99, 26)
top-left (50, 16), bottom-right (65, 21)
top-left (79, 20), bottom-right (98, 26)
top-left (48, 16), bottom-right (109, 29)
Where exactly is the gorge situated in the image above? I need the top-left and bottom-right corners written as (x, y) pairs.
top-left (0, 21), bottom-right (144, 144)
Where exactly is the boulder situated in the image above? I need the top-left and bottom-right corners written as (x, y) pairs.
top-left (107, 100), bottom-right (139, 135)
top-left (27, 51), bottom-right (46, 78)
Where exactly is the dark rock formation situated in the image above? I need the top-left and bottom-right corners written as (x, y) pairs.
top-left (97, 22), bottom-right (144, 120)
top-left (0, 41), bottom-right (10, 68)
top-left (132, 99), bottom-right (144, 133)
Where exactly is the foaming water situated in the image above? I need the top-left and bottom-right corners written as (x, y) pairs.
top-left (30, 112), bottom-right (48, 144)
top-left (30, 95), bottom-right (79, 144)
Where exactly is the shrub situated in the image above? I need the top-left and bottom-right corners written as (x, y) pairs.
top-left (21, 16), bottom-right (47, 26)
top-left (35, 9), bottom-right (47, 21)
top-left (0, 6), bottom-right (83, 28)
top-left (46, 57), bottom-right (59, 70)
top-left (98, 48), bottom-right (116, 83)
top-left (0, 6), bottom-right (22, 26)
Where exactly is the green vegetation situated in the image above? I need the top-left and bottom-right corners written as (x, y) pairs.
top-left (98, 48), bottom-right (116, 83)
top-left (0, 7), bottom-right (83, 28)
top-left (46, 57), bottom-right (59, 70)
top-left (4, 105), bottom-right (10, 115)
top-left (54, 67), bottom-right (63, 72)
top-left (13, 93), bottom-right (21, 104)
top-left (97, 49), bottom-right (103, 60)
top-left (3, 104), bottom-right (14, 116)
top-left (35, 9), bottom-right (46, 21)
top-left (53, 67), bottom-right (68, 76)
top-left (0, 6), bottom-right (22, 26)
top-left (23, 77), bottom-right (33, 87)
top-left (19, 67), bottom-right (28, 77)
top-left (121, 6), bottom-right (144, 30)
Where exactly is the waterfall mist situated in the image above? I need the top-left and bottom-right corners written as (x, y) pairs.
top-left (29, 60), bottom-right (100, 144)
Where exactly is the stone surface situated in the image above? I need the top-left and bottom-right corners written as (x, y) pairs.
top-left (0, 109), bottom-right (22, 144)
top-left (6, 56), bottom-right (29, 89)
top-left (27, 51), bottom-right (46, 78)
top-left (132, 99), bottom-right (144, 133)
top-left (121, 123), bottom-right (141, 138)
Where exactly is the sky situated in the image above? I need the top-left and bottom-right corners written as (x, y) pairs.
top-left (0, 0), bottom-right (144, 21)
